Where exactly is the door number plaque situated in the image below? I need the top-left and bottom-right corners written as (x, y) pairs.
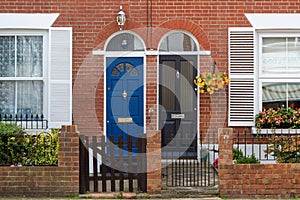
top-left (171, 114), bottom-right (185, 119)
top-left (118, 117), bottom-right (133, 123)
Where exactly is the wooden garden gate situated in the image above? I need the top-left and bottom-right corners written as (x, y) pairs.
top-left (79, 134), bottom-right (147, 194)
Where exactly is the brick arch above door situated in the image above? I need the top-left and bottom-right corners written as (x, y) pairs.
top-left (158, 19), bottom-right (211, 51)
top-left (93, 19), bottom-right (210, 52)
top-left (93, 19), bottom-right (145, 50)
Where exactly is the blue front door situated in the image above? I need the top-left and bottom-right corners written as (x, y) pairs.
top-left (106, 57), bottom-right (144, 152)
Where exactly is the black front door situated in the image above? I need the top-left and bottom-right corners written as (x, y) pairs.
top-left (159, 55), bottom-right (197, 158)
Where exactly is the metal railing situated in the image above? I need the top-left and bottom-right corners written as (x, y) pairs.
top-left (162, 141), bottom-right (219, 187)
top-left (0, 113), bottom-right (48, 129)
top-left (234, 129), bottom-right (300, 163)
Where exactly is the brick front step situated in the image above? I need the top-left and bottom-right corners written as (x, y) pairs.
top-left (79, 192), bottom-right (136, 199)
top-left (79, 186), bottom-right (220, 199)
top-left (161, 186), bottom-right (219, 198)
top-left (136, 186), bottom-right (219, 199)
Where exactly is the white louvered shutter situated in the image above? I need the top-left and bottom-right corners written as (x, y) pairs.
top-left (48, 28), bottom-right (72, 128)
top-left (228, 28), bottom-right (255, 126)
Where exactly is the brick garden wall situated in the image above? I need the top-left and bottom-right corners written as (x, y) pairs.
top-left (218, 128), bottom-right (300, 199)
top-left (0, 125), bottom-right (79, 197)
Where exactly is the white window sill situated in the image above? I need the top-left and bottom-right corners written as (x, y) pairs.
top-left (252, 127), bottom-right (300, 135)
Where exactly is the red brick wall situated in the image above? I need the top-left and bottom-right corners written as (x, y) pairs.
top-left (146, 131), bottom-right (162, 193)
top-left (0, 125), bottom-right (79, 197)
top-left (218, 128), bottom-right (300, 199)
top-left (2, 1), bottom-right (300, 135)
top-left (2, 2), bottom-right (300, 194)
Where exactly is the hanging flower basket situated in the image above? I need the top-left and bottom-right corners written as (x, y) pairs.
top-left (194, 71), bottom-right (229, 95)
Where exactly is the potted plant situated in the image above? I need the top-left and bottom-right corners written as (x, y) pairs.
top-left (254, 106), bottom-right (300, 134)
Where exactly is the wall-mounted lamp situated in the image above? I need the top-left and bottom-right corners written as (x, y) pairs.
top-left (116, 5), bottom-right (126, 30)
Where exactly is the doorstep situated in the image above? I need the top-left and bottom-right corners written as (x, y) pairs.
top-left (79, 192), bottom-right (136, 199)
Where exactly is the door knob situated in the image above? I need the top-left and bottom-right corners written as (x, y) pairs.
top-left (122, 90), bottom-right (127, 98)
top-left (176, 70), bottom-right (180, 79)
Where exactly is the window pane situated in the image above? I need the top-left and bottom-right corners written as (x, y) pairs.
top-left (262, 82), bottom-right (287, 109)
top-left (17, 36), bottom-right (43, 77)
top-left (287, 37), bottom-right (300, 73)
top-left (0, 81), bottom-right (15, 115)
top-left (161, 61), bottom-right (175, 111)
top-left (262, 82), bottom-right (300, 109)
top-left (262, 38), bottom-right (286, 73)
top-left (262, 37), bottom-right (300, 74)
top-left (106, 33), bottom-right (144, 51)
top-left (159, 33), bottom-right (197, 52)
top-left (17, 81), bottom-right (43, 116)
top-left (287, 83), bottom-right (300, 108)
top-left (0, 36), bottom-right (15, 77)
top-left (180, 60), bottom-right (194, 111)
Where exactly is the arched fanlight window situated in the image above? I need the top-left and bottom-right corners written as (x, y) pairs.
top-left (159, 32), bottom-right (197, 52)
top-left (106, 32), bottom-right (144, 51)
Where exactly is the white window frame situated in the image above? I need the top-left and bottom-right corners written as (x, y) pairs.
top-left (0, 30), bottom-right (49, 117)
top-left (229, 14), bottom-right (300, 127)
top-left (0, 14), bottom-right (72, 130)
top-left (258, 32), bottom-right (300, 111)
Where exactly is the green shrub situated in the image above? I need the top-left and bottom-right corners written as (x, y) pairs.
top-left (233, 148), bottom-right (243, 160)
top-left (28, 129), bottom-right (59, 165)
top-left (0, 122), bottom-right (25, 165)
top-left (234, 154), bottom-right (260, 164)
top-left (265, 135), bottom-right (300, 163)
top-left (233, 148), bottom-right (260, 164)
top-left (0, 123), bottom-right (59, 166)
top-left (0, 122), bottom-right (25, 136)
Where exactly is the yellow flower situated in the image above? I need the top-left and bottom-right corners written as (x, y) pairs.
top-left (194, 70), bottom-right (230, 94)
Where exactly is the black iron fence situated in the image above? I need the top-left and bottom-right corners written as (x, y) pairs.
top-left (234, 129), bottom-right (300, 163)
top-left (79, 134), bottom-right (147, 194)
top-left (0, 113), bottom-right (48, 129)
top-left (162, 142), bottom-right (219, 187)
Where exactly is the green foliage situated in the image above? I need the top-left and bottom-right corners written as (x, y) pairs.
top-left (234, 154), bottom-right (260, 164)
top-left (0, 122), bottom-right (25, 136)
top-left (265, 135), bottom-right (300, 163)
top-left (65, 193), bottom-right (80, 198)
top-left (22, 129), bottom-right (59, 165)
top-left (233, 148), bottom-right (260, 164)
top-left (233, 148), bottom-right (243, 160)
top-left (0, 122), bottom-right (25, 164)
top-left (0, 124), bottom-right (59, 166)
